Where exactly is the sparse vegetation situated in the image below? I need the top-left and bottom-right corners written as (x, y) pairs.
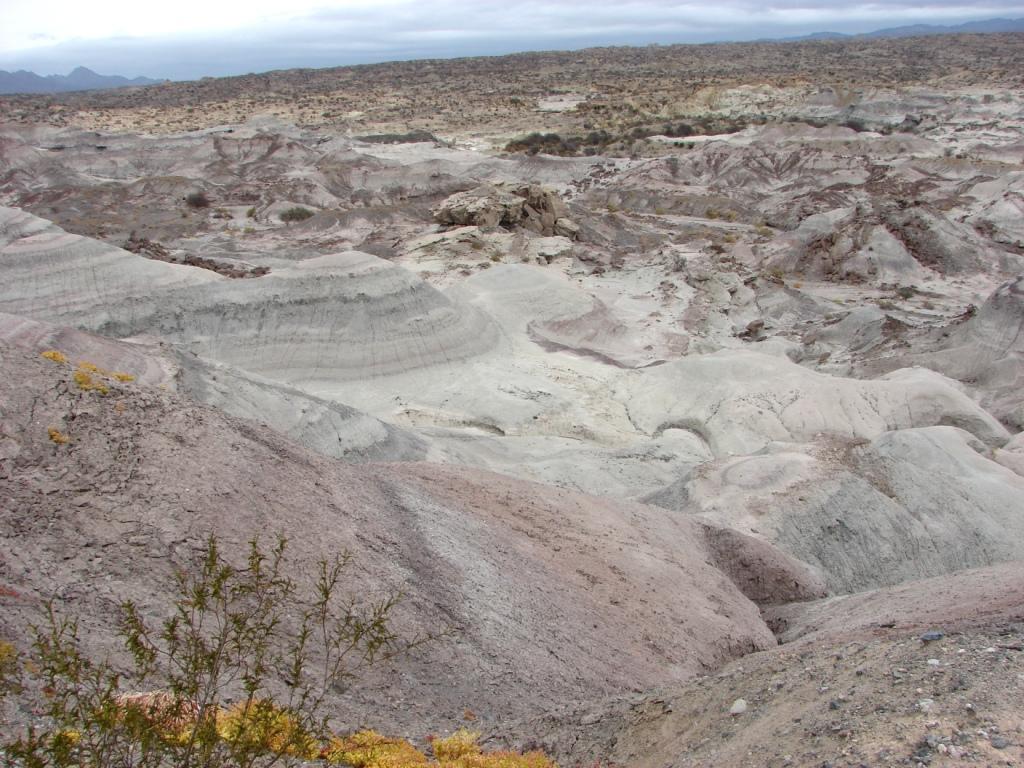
top-left (42, 350), bottom-right (136, 396)
top-left (324, 729), bottom-right (553, 768)
top-left (504, 131), bottom-right (613, 157)
top-left (185, 192), bottom-right (211, 209)
top-left (279, 207), bottom-right (315, 223)
top-left (47, 427), bottom-right (70, 445)
top-left (1, 536), bottom-right (552, 768)
top-left (72, 366), bottom-right (110, 395)
top-left (0, 639), bottom-right (18, 695)
top-left (1, 536), bottom-right (423, 768)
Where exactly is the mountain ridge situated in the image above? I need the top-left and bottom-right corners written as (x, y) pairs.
top-left (1, 18), bottom-right (1022, 91)
top-left (0, 65), bottom-right (162, 95)
top-left (770, 16), bottom-right (1024, 42)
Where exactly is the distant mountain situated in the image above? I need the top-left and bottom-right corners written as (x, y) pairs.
top-left (0, 66), bottom-right (162, 95)
top-left (866, 18), bottom-right (1024, 38)
top-left (775, 17), bottom-right (1024, 43)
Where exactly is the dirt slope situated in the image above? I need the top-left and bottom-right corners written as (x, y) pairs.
top-left (496, 564), bottom-right (1024, 767)
top-left (0, 338), bottom-right (821, 735)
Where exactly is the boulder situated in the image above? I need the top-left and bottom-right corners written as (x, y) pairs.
top-left (433, 183), bottom-right (579, 238)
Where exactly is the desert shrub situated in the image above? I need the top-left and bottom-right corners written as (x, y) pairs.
top-left (54, 359), bottom-right (135, 395)
top-left (185, 192), bottom-right (210, 209)
top-left (431, 729), bottom-right (480, 761)
top-left (279, 207), bottom-right (315, 223)
top-left (47, 427), bottom-right (70, 445)
top-left (73, 367), bottom-right (109, 395)
top-left (896, 286), bottom-right (916, 299)
top-left (216, 700), bottom-right (319, 759)
top-left (2, 538), bottom-right (556, 768)
top-left (0, 640), bottom-right (19, 695)
top-left (662, 122), bottom-right (694, 138)
top-left (324, 729), bottom-right (554, 768)
top-left (3, 536), bottom-right (413, 768)
top-left (324, 730), bottom-right (429, 766)
top-left (504, 130), bottom-right (612, 157)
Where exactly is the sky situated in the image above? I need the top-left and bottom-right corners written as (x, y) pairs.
top-left (1, 0), bottom-right (1023, 80)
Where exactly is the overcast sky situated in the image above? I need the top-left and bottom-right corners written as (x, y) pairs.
top-left (2, 0), bottom-right (1023, 80)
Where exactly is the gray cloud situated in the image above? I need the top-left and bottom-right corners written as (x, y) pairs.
top-left (2, 0), bottom-right (1022, 79)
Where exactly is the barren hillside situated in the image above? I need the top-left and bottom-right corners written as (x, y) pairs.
top-left (1, 32), bottom-right (1023, 766)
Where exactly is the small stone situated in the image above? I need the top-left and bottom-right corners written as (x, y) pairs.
top-left (991, 736), bottom-right (1009, 749)
top-left (919, 699), bottom-right (935, 713)
top-left (920, 631), bottom-right (945, 642)
top-left (927, 658), bottom-right (941, 667)
top-left (729, 698), bottom-right (748, 715)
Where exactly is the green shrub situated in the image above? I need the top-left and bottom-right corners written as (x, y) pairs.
top-left (3, 536), bottom-right (412, 768)
top-left (279, 207), bottom-right (315, 223)
top-left (185, 192), bottom-right (210, 209)
top-left (1, 537), bottom-right (556, 768)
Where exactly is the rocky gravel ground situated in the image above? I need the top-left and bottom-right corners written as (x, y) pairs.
top-left (497, 625), bottom-right (1024, 767)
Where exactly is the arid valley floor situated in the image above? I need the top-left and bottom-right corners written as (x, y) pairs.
top-left (1, 32), bottom-right (1023, 767)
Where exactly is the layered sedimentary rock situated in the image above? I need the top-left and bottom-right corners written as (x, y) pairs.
top-left (0, 342), bottom-right (819, 731)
